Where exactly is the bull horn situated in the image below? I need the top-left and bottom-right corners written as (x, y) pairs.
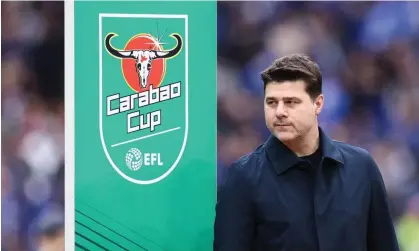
top-left (105, 33), bottom-right (133, 58)
top-left (155, 33), bottom-right (183, 59)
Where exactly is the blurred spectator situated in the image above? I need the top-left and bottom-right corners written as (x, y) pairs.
top-left (2, 2), bottom-right (64, 251)
top-left (30, 203), bottom-right (65, 251)
top-left (397, 193), bottom-right (419, 251)
top-left (217, 1), bottom-right (419, 246)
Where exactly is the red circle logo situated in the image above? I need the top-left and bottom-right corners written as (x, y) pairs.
top-left (122, 34), bottom-right (166, 93)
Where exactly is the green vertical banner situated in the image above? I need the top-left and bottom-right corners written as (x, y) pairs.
top-left (74, 2), bottom-right (217, 251)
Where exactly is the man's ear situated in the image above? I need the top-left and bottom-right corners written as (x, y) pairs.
top-left (314, 94), bottom-right (324, 115)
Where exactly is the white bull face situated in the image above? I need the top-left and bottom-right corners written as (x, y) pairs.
top-left (131, 50), bottom-right (157, 88)
top-left (104, 33), bottom-right (183, 90)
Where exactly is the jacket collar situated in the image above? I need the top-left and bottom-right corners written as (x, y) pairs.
top-left (265, 127), bottom-right (344, 175)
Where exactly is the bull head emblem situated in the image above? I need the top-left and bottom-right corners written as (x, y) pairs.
top-left (105, 33), bottom-right (183, 88)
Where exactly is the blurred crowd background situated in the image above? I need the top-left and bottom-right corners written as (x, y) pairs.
top-left (2, 1), bottom-right (64, 251)
top-left (217, 1), bottom-right (419, 250)
top-left (2, 1), bottom-right (419, 251)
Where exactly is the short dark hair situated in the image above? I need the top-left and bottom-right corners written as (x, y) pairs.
top-left (260, 54), bottom-right (322, 99)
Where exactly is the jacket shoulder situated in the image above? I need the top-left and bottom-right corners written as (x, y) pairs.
top-left (333, 140), bottom-right (379, 174)
top-left (225, 143), bottom-right (266, 181)
top-left (333, 140), bottom-right (371, 158)
top-left (233, 143), bottom-right (265, 168)
top-left (219, 144), bottom-right (266, 189)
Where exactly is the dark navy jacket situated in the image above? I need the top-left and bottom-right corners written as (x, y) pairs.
top-left (214, 128), bottom-right (400, 251)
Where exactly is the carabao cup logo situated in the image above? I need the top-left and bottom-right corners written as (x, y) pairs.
top-left (105, 32), bottom-right (182, 92)
top-left (99, 14), bottom-right (188, 185)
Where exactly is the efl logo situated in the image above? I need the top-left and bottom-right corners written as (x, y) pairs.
top-left (99, 14), bottom-right (188, 185)
top-left (125, 148), bottom-right (163, 172)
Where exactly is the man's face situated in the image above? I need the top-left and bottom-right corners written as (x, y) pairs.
top-left (264, 80), bottom-right (323, 142)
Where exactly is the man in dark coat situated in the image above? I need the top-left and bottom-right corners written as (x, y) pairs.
top-left (214, 54), bottom-right (400, 251)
